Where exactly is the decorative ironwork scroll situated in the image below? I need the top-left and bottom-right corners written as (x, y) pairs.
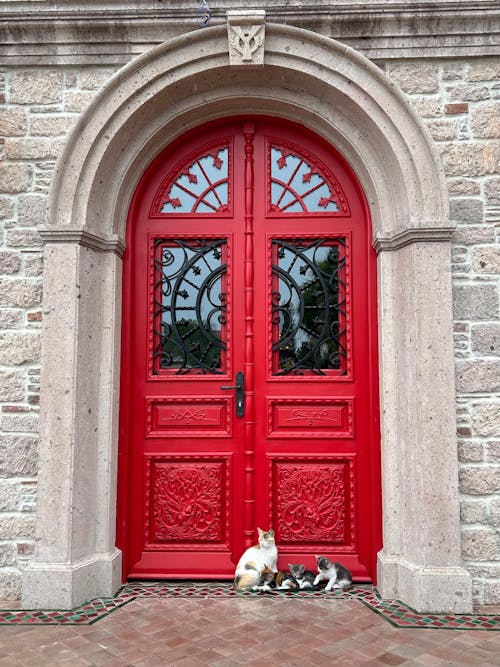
top-left (272, 238), bottom-right (347, 375)
top-left (153, 238), bottom-right (227, 374)
top-left (155, 145), bottom-right (229, 214)
top-left (270, 144), bottom-right (348, 214)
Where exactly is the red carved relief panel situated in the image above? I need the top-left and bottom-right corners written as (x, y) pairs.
top-left (268, 398), bottom-right (354, 438)
top-left (146, 398), bottom-right (231, 438)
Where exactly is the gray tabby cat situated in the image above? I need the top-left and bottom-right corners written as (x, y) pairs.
top-left (313, 555), bottom-right (353, 590)
top-left (288, 563), bottom-right (317, 590)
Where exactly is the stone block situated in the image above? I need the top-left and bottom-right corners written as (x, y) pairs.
top-left (409, 98), bottom-right (441, 118)
top-left (442, 64), bottom-right (465, 80)
top-left (0, 109), bottom-right (27, 136)
top-left (0, 251), bottom-right (21, 275)
top-left (23, 254), bottom-right (43, 277)
top-left (0, 164), bottom-right (32, 194)
top-left (64, 90), bottom-right (96, 113)
top-left (0, 331), bottom-right (40, 365)
top-left (483, 581), bottom-right (500, 606)
top-left (5, 230), bottom-right (42, 248)
top-left (460, 499), bottom-right (488, 523)
top-left (485, 178), bottom-right (500, 205)
top-left (30, 114), bottom-right (76, 137)
top-left (461, 528), bottom-right (500, 561)
top-left (0, 570), bottom-right (21, 600)
top-left (0, 515), bottom-right (36, 539)
top-left (425, 119), bottom-right (458, 141)
top-left (0, 543), bottom-right (16, 567)
top-left (440, 143), bottom-right (500, 177)
top-left (448, 179), bottom-right (480, 196)
top-left (79, 69), bottom-right (115, 90)
top-left (448, 85), bottom-right (490, 102)
top-left (452, 226), bottom-right (495, 245)
top-left (471, 323), bottom-right (500, 355)
top-left (471, 401), bottom-right (500, 437)
top-left (471, 102), bottom-right (500, 139)
top-left (0, 370), bottom-right (24, 401)
top-left (0, 482), bottom-right (19, 512)
top-left (0, 197), bottom-right (14, 220)
top-left (1, 413), bottom-right (39, 433)
top-left (389, 63), bottom-right (439, 93)
top-left (459, 466), bottom-right (500, 495)
top-left (9, 71), bottom-right (63, 104)
top-left (468, 60), bottom-right (500, 82)
top-left (450, 198), bottom-right (483, 224)
top-left (456, 359), bottom-right (500, 392)
top-left (0, 310), bottom-right (22, 330)
top-left (472, 246), bottom-right (500, 274)
top-left (0, 279), bottom-right (42, 308)
top-left (452, 284), bottom-right (499, 320)
top-left (457, 441), bottom-right (484, 462)
top-left (17, 195), bottom-right (47, 227)
top-left (489, 497), bottom-right (500, 527)
top-left (486, 441), bottom-right (500, 462)
top-left (4, 138), bottom-right (64, 160)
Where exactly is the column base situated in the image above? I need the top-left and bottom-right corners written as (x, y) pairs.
top-left (21, 548), bottom-right (122, 609)
top-left (377, 550), bottom-right (472, 613)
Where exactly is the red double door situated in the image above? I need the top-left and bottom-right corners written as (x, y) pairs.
top-left (118, 117), bottom-right (380, 581)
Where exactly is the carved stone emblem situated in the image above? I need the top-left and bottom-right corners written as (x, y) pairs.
top-left (227, 10), bottom-right (266, 67)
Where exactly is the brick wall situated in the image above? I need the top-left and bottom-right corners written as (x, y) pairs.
top-left (0, 59), bottom-right (498, 604)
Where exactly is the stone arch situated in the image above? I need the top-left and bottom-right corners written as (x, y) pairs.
top-left (22, 21), bottom-right (472, 613)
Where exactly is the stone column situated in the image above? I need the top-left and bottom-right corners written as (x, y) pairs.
top-left (22, 233), bottom-right (123, 609)
top-left (375, 226), bottom-right (473, 613)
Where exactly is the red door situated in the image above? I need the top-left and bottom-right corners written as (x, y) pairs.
top-left (118, 117), bottom-right (381, 581)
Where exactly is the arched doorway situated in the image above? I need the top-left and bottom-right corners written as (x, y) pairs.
top-left (118, 117), bottom-right (381, 581)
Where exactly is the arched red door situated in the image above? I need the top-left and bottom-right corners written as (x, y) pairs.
top-left (118, 117), bottom-right (381, 581)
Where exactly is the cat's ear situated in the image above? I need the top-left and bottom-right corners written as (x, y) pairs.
top-left (315, 555), bottom-right (320, 562)
top-left (268, 529), bottom-right (274, 537)
top-left (257, 527), bottom-right (263, 536)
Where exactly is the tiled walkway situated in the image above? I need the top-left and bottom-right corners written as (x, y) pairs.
top-left (0, 585), bottom-right (499, 666)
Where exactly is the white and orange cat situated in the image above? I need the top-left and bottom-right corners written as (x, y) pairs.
top-left (234, 528), bottom-right (278, 591)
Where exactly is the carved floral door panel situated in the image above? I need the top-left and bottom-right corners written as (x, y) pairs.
top-left (119, 118), bottom-right (381, 580)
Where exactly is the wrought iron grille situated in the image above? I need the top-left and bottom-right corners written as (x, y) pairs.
top-left (272, 238), bottom-right (347, 375)
top-left (153, 238), bottom-right (227, 374)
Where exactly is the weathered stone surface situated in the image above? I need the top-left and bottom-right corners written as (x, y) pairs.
top-left (468, 60), bottom-right (500, 82)
top-left (0, 515), bottom-right (36, 538)
top-left (9, 71), bottom-right (63, 104)
top-left (0, 164), bottom-right (32, 194)
top-left (443, 63), bottom-right (465, 80)
top-left (485, 177), bottom-right (500, 205)
top-left (460, 499), bottom-right (488, 523)
top-left (64, 90), bottom-right (97, 113)
top-left (462, 528), bottom-right (500, 561)
top-left (30, 114), bottom-right (76, 137)
top-left (471, 323), bottom-right (500, 355)
top-left (0, 108), bottom-right (27, 136)
top-left (79, 69), bottom-right (115, 89)
top-left (17, 195), bottom-right (47, 227)
top-left (459, 466), bottom-right (500, 495)
top-left (484, 581), bottom-right (500, 606)
top-left (389, 63), bottom-right (439, 93)
top-left (452, 226), bottom-right (495, 245)
top-left (0, 310), bottom-right (21, 329)
top-left (471, 402), bottom-right (500, 437)
top-left (448, 179), bottom-right (480, 196)
top-left (0, 331), bottom-right (40, 364)
top-left (0, 543), bottom-right (16, 568)
top-left (440, 143), bottom-right (500, 177)
top-left (458, 441), bottom-right (484, 463)
top-left (448, 85), bottom-right (490, 102)
top-left (5, 230), bottom-right (42, 248)
top-left (456, 360), bottom-right (500, 392)
top-left (4, 138), bottom-right (64, 161)
top-left (452, 284), bottom-right (499, 320)
top-left (0, 481), bottom-right (19, 512)
top-left (23, 254), bottom-right (43, 277)
top-left (1, 413), bottom-right (39, 433)
top-left (0, 433), bottom-right (38, 477)
top-left (0, 570), bottom-right (21, 600)
top-left (0, 197), bottom-right (14, 220)
top-left (0, 370), bottom-right (24, 401)
top-left (450, 198), bottom-right (483, 224)
top-left (490, 497), bottom-right (500, 527)
top-left (0, 251), bottom-right (20, 275)
top-left (471, 102), bottom-right (500, 139)
top-left (486, 441), bottom-right (500, 462)
top-left (409, 98), bottom-right (441, 118)
top-left (472, 246), bottom-right (500, 274)
top-left (425, 118), bottom-right (458, 141)
top-left (0, 279), bottom-right (42, 308)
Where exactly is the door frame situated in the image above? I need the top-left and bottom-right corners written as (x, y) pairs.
top-left (23, 21), bottom-right (472, 613)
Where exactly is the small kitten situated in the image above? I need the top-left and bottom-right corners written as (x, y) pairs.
top-left (252, 567), bottom-right (299, 592)
top-left (288, 563), bottom-right (317, 590)
top-left (234, 528), bottom-right (278, 591)
top-left (313, 555), bottom-right (353, 591)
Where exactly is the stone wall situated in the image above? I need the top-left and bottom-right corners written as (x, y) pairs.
top-left (0, 54), bottom-right (499, 604)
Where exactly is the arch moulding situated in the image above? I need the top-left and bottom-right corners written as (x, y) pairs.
top-left (22, 20), bottom-right (472, 613)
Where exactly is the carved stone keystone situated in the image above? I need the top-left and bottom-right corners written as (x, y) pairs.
top-left (227, 10), bottom-right (266, 67)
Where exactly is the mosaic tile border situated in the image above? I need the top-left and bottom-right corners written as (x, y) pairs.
top-left (2, 581), bottom-right (499, 629)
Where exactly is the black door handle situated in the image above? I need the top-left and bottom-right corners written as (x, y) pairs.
top-left (221, 371), bottom-right (244, 417)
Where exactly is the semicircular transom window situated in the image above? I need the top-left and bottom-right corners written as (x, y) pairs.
top-left (152, 141), bottom-right (231, 216)
top-left (269, 140), bottom-right (349, 215)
